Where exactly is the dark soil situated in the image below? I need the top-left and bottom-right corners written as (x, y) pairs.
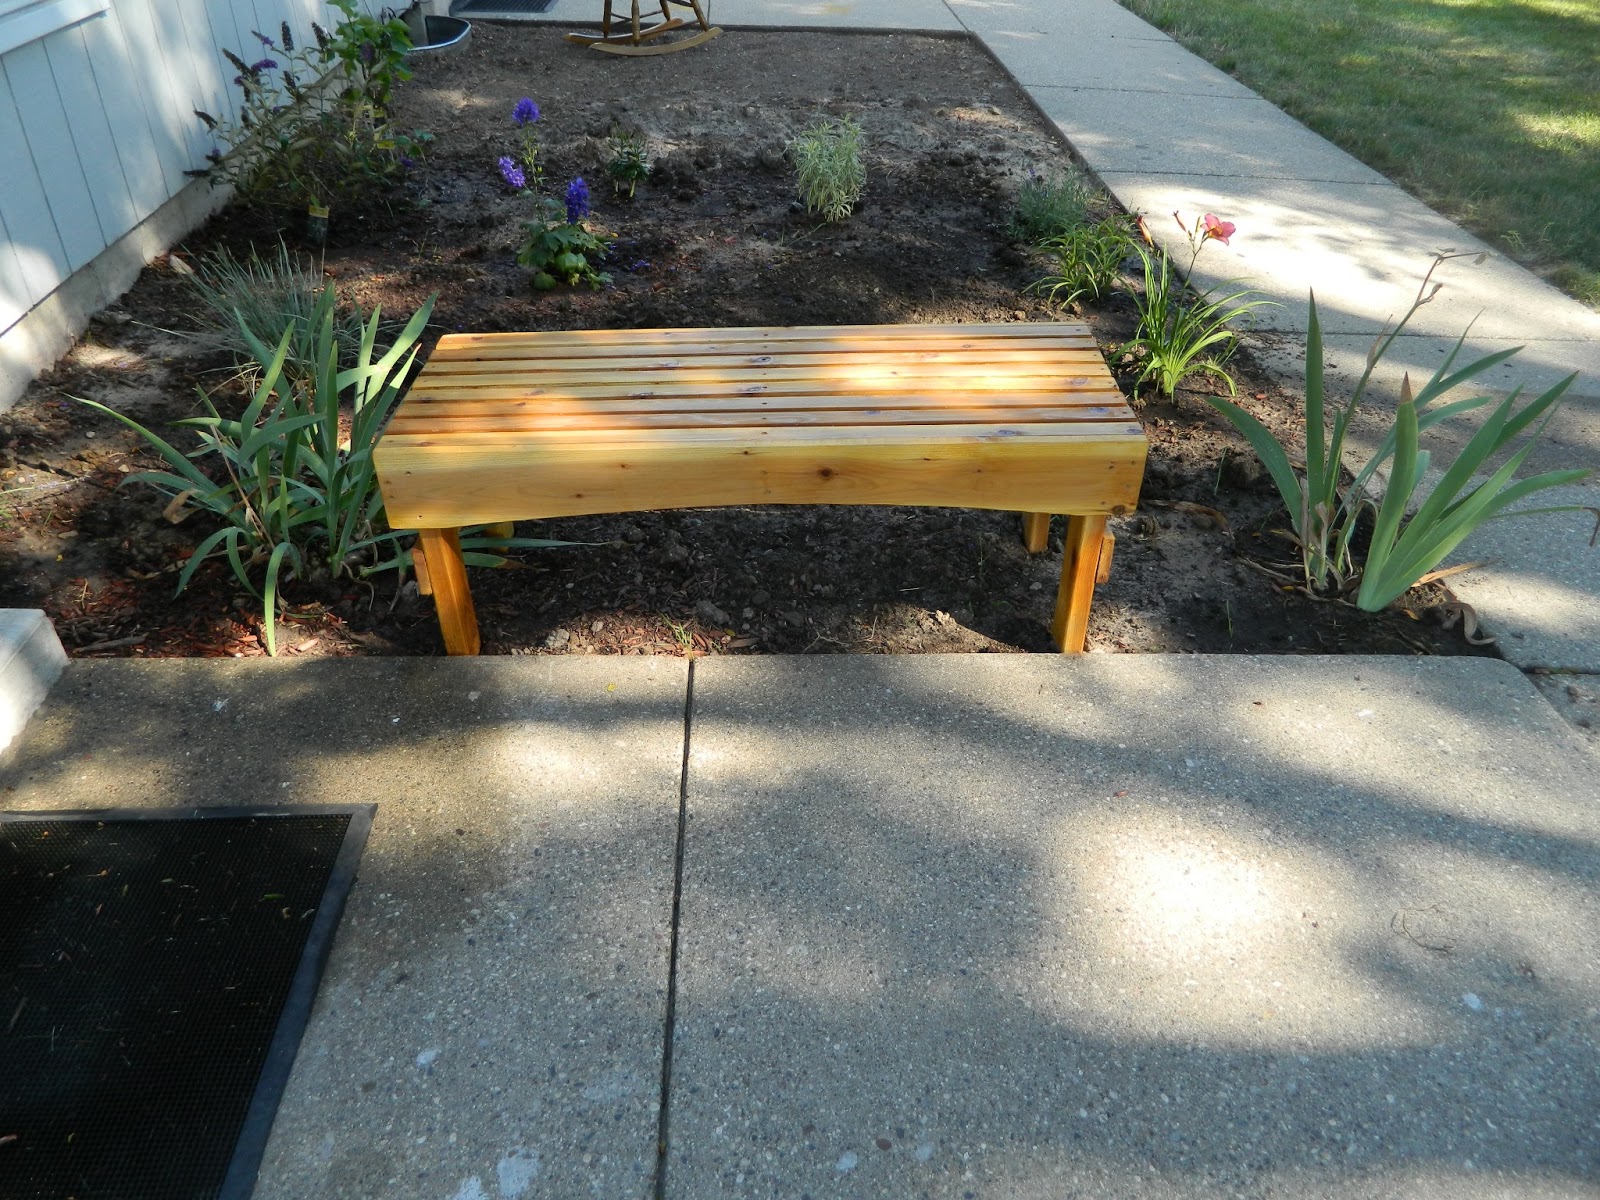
top-left (0, 27), bottom-right (1495, 662)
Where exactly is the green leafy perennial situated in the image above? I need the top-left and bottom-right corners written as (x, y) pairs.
top-left (1206, 255), bottom-right (1593, 609)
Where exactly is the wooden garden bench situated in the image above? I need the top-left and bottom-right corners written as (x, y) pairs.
top-left (373, 323), bottom-right (1147, 656)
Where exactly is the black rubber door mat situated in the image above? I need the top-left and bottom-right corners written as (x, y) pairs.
top-left (455, 0), bottom-right (557, 14)
top-left (0, 807), bottom-right (373, 1200)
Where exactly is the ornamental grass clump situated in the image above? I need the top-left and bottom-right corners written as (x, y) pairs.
top-left (789, 116), bottom-right (865, 223)
top-left (1206, 252), bottom-right (1594, 610)
top-left (185, 240), bottom-right (367, 384)
top-left (1032, 215), bottom-right (1140, 307)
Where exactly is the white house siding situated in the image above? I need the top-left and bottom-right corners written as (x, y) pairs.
top-left (0, 0), bottom-right (381, 403)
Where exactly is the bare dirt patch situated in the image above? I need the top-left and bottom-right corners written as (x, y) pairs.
top-left (0, 27), bottom-right (1491, 662)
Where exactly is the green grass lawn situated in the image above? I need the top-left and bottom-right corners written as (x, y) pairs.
top-left (1116, 0), bottom-right (1600, 308)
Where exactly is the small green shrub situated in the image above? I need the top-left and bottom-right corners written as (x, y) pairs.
top-left (788, 116), bottom-right (866, 223)
top-left (185, 240), bottom-right (367, 382)
top-left (605, 129), bottom-right (650, 198)
top-left (1031, 216), bottom-right (1139, 306)
top-left (1008, 172), bottom-right (1093, 244)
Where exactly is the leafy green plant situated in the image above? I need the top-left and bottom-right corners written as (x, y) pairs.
top-left (73, 290), bottom-right (569, 654)
top-left (190, 14), bottom-right (428, 213)
top-left (318, 0), bottom-right (413, 113)
top-left (788, 116), bottom-right (865, 223)
top-left (1206, 254), bottom-right (1592, 608)
top-left (1008, 171), bottom-right (1093, 244)
top-left (1123, 244), bottom-right (1272, 396)
top-left (605, 129), bottom-right (650, 198)
top-left (1031, 215), bottom-right (1139, 306)
top-left (185, 240), bottom-right (367, 383)
top-left (517, 180), bottom-right (612, 290)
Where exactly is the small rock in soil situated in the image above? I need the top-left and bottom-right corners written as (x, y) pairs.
top-left (544, 628), bottom-right (571, 649)
top-left (1221, 453), bottom-right (1264, 489)
top-left (696, 600), bottom-right (731, 626)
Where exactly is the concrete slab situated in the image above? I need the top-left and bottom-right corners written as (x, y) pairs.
top-left (981, 29), bottom-right (1255, 96)
top-left (668, 654), bottom-right (1600, 1199)
top-left (0, 657), bottom-right (688, 1200)
top-left (1029, 86), bottom-right (1393, 186)
top-left (948, 0), bottom-right (1172, 40)
top-left (1097, 173), bottom-right (1600, 347)
top-left (717, 0), bottom-right (964, 31)
top-left (1246, 330), bottom-right (1600, 475)
top-left (487, 0), bottom-right (964, 31)
top-left (0, 609), bottom-right (66, 755)
top-left (1442, 485), bottom-right (1600, 673)
top-left (1531, 672), bottom-right (1600, 758)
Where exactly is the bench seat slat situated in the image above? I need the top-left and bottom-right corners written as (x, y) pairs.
top-left (429, 323), bottom-right (1098, 357)
top-left (402, 383), bottom-right (1126, 409)
top-left (384, 405), bottom-right (1135, 435)
top-left (416, 350), bottom-right (1113, 377)
top-left (381, 420), bottom-right (1144, 449)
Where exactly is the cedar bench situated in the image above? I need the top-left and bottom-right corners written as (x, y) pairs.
top-left (373, 323), bottom-right (1147, 656)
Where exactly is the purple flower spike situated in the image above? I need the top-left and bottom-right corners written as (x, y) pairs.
top-left (565, 177), bottom-right (591, 223)
top-left (249, 57), bottom-right (278, 72)
top-left (512, 97), bottom-right (540, 126)
top-left (498, 155), bottom-right (526, 189)
top-left (254, 30), bottom-right (274, 47)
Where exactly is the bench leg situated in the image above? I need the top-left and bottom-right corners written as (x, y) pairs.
top-left (1020, 512), bottom-right (1051, 554)
top-left (1050, 514), bottom-right (1107, 654)
top-left (418, 527), bottom-right (481, 656)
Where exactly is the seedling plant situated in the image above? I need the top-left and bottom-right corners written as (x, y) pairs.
top-left (605, 129), bottom-right (650, 198)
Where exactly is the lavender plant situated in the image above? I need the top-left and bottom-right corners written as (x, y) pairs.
top-left (789, 117), bottom-right (865, 223)
top-left (1008, 172), bottom-right (1093, 244)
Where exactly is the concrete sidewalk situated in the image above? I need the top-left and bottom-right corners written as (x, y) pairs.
top-left (500, 0), bottom-right (1600, 728)
top-left (5, 655), bottom-right (1600, 1198)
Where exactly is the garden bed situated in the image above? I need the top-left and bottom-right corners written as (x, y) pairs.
top-left (0, 27), bottom-right (1492, 661)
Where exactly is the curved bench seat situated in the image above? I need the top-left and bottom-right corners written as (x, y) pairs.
top-left (374, 323), bottom-right (1147, 655)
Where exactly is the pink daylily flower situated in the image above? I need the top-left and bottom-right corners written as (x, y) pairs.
top-left (1202, 213), bottom-right (1236, 245)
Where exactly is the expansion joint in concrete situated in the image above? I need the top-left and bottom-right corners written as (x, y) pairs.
top-left (652, 659), bottom-right (696, 1199)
